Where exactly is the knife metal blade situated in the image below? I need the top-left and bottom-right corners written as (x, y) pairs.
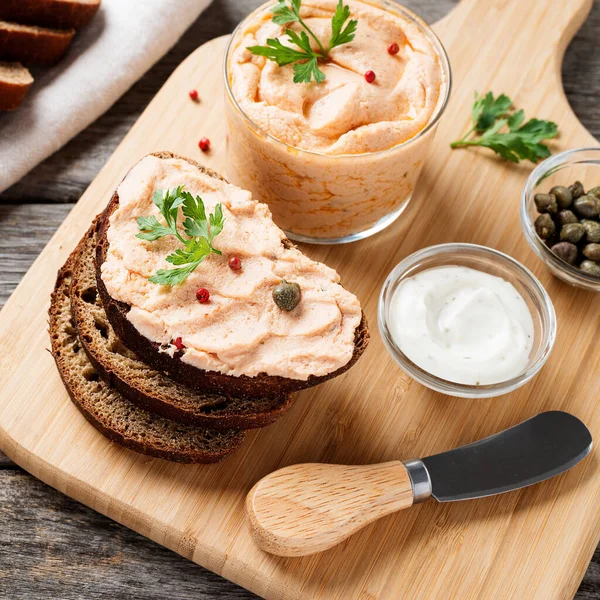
top-left (418, 411), bottom-right (592, 502)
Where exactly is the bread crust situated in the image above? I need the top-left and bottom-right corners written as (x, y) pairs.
top-left (0, 61), bottom-right (32, 110)
top-left (0, 0), bottom-right (100, 30)
top-left (95, 151), bottom-right (370, 399)
top-left (71, 221), bottom-right (296, 430)
top-left (0, 20), bottom-right (75, 66)
top-left (49, 231), bottom-right (245, 463)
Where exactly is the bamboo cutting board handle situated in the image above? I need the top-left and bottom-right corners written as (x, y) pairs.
top-left (246, 462), bottom-right (415, 557)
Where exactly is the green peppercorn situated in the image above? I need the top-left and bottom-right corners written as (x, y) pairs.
top-left (560, 222), bottom-right (585, 243)
top-left (574, 194), bottom-right (600, 219)
top-left (534, 213), bottom-right (556, 239)
top-left (569, 181), bottom-right (585, 199)
top-left (588, 186), bottom-right (600, 199)
top-left (549, 186), bottom-right (573, 209)
top-left (557, 210), bottom-right (578, 226)
top-left (582, 219), bottom-right (600, 243)
top-left (583, 243), bottom-right (600, 261)
top-left (550, 241), bottom-right (578, 265)
top-left (273, 280), bottom-right (301, 311)
top-left (580, 260), bottom-right (600, 277)
top-left (534, 193), bottom-right (558, 215)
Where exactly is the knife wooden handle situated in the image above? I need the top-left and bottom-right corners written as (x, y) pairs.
top-left (246, 461), bottom-right (414, 557)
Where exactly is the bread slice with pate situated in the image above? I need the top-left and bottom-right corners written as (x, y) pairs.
top-left (49, 231), bottom-right (246, 463)
top-left (71, 220), bottom-right (295, 430)
top-left (95, 152), bottom-right (369, 399)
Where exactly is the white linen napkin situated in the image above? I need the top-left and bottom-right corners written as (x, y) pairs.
top-left (0, 0), bottom-right (213, 193)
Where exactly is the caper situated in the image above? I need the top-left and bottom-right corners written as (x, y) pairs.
top-left (549, 186), bottom-right (573, 209)
top-left (560, 222), bottom-right (585, 243)
top-left (534, 193), bottom-right (558, 215)
top-left (550, 241), bottom-right (578, 265)
top-left (534, 213), bottom-right (556, 239)
top-left (583, 243), bottom-right (600, 262)
top-left (569, 181), bottom-right (585, 199)
top-left (582, 219), bottom-right (600, 243)
top-left (588, 186), bottom-right (600, 199)
top-left (557, 210), bottom-right (578, 226)
top-left (573, 194), bottom-right (600, 219)
top-left (580, 260), bottom-right (600, 277)
top-left (273, 280), bottom-right (301, 311)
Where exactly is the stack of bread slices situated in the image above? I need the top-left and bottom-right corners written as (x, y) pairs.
top-left (49, 152), bottom-right (370, 463)
top-left (0, 0), bottom-right (100, 110)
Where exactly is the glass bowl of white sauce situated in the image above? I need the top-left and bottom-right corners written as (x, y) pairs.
top-left (378, 243), bottom-right (556, 398)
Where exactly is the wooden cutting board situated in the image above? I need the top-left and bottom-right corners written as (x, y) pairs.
top-left (1, 0), bottom-right (599, 598)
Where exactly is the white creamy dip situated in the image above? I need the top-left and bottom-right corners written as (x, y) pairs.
top-left (389, 266), bottom-right (534, 385)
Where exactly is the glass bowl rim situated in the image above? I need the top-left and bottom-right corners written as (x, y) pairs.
top-left (222, 0), bottom-right (453, 160)
top-left (377, 242), bottom-right (557, 398)
top-left (520, 146), bottom-right (600, 287)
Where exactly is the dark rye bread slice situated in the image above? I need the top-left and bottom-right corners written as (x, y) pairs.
top-left (0, 20), bottom-right (75, 66)
top-left (0, 0), bottom-right (100, 30)
top-left (0, 61), bottom-right (33, 110)
top-left (49, 233), bottom-right (245, 464)
top-left (95, 151), bottom-right (370, 400)
top-left (72, 220), bottom-right (295, 430)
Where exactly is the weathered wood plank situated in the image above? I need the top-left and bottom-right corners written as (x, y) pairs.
top-left (0, 204), bottom-right (73, 306)
top-left (0, 452), bottom-right (14, 468)
top-left (0, 470), bottom-right (257, 599)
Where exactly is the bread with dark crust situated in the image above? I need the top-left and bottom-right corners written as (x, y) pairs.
top-left (0, 20), bottom-right (75, 66)
top-left (95, 151), bottom-right (370, 399)
top-left (71, 220), bottom-right (295, 430)
top-left (49, 229), bottom-right (246, 464)
top-left (0, 0), bottom-right (100, 30)
top-left (0, 61), bottom-right (32, 110)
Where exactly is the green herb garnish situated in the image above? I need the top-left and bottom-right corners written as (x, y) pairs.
top-left (450, 92), bottom-right (558, 164)
top-left (247, 0), bottom-right (357, 84)
top-left (136, 186), bottom-right (224, 286)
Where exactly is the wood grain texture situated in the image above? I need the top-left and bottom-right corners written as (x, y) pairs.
top-left (247, 462), bottom-right (414, 556)
top-left (0, 0), bottom-right (600, 598)
top-left (0, 470), bottom-right (257, 599)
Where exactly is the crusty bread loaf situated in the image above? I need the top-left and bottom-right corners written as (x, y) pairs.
top-left (71, 219), bottom-right (295, 430)
top-left (95, 152), bottom-right (370, 400)
top-left (49, 231), bottom-right (246, 464)
top-left (0, 20), bottom-right (74, 66)
top-left (0, 61), bottom-right (32, 110)
top-left (0, 0), bottom-right (100, 30)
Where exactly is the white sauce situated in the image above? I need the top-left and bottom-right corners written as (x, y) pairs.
top-left (389, 266), bottom-right (534, 385)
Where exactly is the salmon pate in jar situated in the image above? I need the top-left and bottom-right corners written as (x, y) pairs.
top-left (225, 0), bottom-right (451, 243)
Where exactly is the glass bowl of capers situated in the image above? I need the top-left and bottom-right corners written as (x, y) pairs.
top-left (521, 147), bottom-right (600, 292)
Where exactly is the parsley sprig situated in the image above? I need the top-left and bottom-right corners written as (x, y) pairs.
top-left (136, 187), bottom-right (224, 286)
top-left (247, 0), bottom-right (357, 84)
top-left (450, 92), bottom-right (558, 164)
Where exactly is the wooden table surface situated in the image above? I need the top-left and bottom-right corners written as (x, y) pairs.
top-left (1, 0), bottom-right (599, 597)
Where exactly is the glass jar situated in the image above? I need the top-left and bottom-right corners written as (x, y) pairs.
top-left (224, 0), bottom-right (452, 244)
top-left (521, 147), bottom-right (600, 292)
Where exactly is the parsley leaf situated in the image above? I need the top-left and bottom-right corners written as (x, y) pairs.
top-left (248, 0), bottom-right (356, 84)
top-left (329, 0), bottom-right (358, 50)
top-left (136, 216), bottom-right (173, 241)
top-left (148, 264), bottom-right (200, 287)
top-left (471, 91), bottom-right (512, 132)
top-left (450, 91), bottom-right (558, 164)
top-left (293, 56), bottom-right (325, 84)
top-left (247, 37), bottom-right (314, 67)
top-left (271, 0), bottom-right (301, 25)
top-left (136, 186), bottom-right (225, 286)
